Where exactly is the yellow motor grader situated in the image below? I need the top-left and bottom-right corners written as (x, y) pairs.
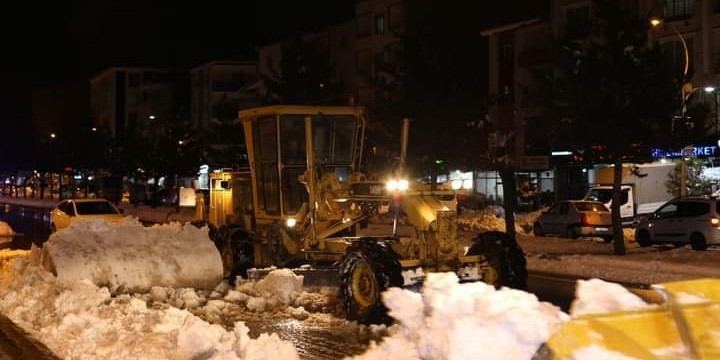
top-left (199, 105), bottom-right (526, 323)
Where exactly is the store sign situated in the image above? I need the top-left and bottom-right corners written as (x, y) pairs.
top-left (651, 145), bottom-right (718, 159)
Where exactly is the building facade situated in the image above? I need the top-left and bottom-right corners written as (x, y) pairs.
top-left (256, 0), bottom-right (406, 107)
top-left (190, 61), bottom-right (261, 130)
top-left (89, 67), bottom-right (187, 140)
top-left (481, 0), bottom-right (720, 200)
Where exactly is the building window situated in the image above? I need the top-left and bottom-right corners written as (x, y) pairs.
top-left (374, 52), bottom-right (385, 73)
top-left (388, 3), bottom-right (404, 34)
top-left (356, 50), bottom-right (372, 75)
top-left (565, 5), bottom-right (591, 39)
top-left (499, 44), bottom-right (513, 62)
top-left (128, 73), bottom-right (141, 88)
top-left (664, 0), bottom-right (693, 19)
top-left (357, 13), bottom-right (372, 38)
top-left (375, 14), bottom-right (385, 36)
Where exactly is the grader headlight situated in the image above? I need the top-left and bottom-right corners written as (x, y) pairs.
top-left (386, 178), bottom-right (409, 192)
top-left (286, 218), bottom-right (297, 227)
top-left (450, 179), bottom-right (463, 190)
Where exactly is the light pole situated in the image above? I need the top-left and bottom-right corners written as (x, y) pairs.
top-left (651, 18), bottom-right (712, 197)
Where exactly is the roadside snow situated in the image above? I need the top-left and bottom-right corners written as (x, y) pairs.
top-left (0, 221), bottom-right (13, 237)
top-left (458, 208), bottom-right (546, 235)
top-left (43, 218), bottom-right (224, 293)
top-left (346, 272), bottom-right (569, 360)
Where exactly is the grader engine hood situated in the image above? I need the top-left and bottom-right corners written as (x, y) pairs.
top-left (400, 195), bottom-right (452, 231)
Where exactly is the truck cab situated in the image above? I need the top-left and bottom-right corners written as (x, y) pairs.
top-left (584, 185), bottom-right (635, 224)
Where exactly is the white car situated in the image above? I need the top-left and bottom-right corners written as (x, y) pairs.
top-left (635, 196), bottom-right (718, 250)
top-left (50, 198), bottom-right (125, 232)
top-left (533, 200), bottom-right (613, 242)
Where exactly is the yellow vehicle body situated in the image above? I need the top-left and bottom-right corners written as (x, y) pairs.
top-left (547, 278), bottom-right (720, 359)
top-left (202, 104), bottom-right (527, 324)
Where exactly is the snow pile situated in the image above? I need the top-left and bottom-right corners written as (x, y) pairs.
top-left (0, 249), bottom-right (300, 360)
top-left (43, 218), bottom-right (224, 293)
top-left (457, 207), bottom-right (546, 235)
top-left (457, 207), bottom-right (507, 233)
top-left (0, 221), bottom-right (13, 237)
top-left (348, 272), bottom-right (568, 360)
top-left (226, 269), bottom-right (339, 317)
top-left (569, 278), bottom-right (651, 317)
top-left (516, 208), bottom-right (547, 235)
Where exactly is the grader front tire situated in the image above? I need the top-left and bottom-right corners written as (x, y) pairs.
top-left (340, 239), bottom-right (403, 325)
top-left (467, 231), bottom-right (527, 290)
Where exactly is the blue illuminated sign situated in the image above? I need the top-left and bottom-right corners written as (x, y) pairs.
top-left (651, 145), bottom-right (718, 159)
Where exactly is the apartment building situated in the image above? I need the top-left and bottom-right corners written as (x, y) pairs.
top-left (258, 22), bottom-right (358, 105)
top-left (484, 0), bottom-right (720, 160)
top-left (190, 61), bottom-right (261, 130)
top-left (90, 67), bottom-right (187, 140)
top-left (257, 0), bottom-right (405, 107)
top-left (482, 0), bottom-right (720, 199)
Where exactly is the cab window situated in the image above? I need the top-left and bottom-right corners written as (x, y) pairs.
top-left (75, 201), bottom-right (119, 215)
top-left (558, 202), bottom-right (569, 215)
top-left (279, 114), bottom-right (357, 166)
top-left (253, 116), bottom-right (280, 215)
top-left (59, 201), bottom-right (75, 216)
top-left (656, 203), bottom-right (679, 219)
top-left (677, 201), bottom-right (709, 217)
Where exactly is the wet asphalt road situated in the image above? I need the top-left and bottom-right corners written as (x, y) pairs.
top-left (0, 203), bottom-right (577, 360)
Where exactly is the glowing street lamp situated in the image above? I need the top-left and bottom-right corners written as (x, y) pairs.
top-left (50, 133), bottom-right (56, 139)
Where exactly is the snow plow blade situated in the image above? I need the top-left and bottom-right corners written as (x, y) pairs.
top-left (247, 267), bottom-right (340, 290)
top-left (42, 219), bottom-right (224, 293)
top-left (546, 278), bottom-right (720, 359)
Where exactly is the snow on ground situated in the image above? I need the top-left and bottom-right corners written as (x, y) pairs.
top-left (0, 221), bottom-right (13, 237)
top-left (44, 218), bottom-right (224, 293)
top-left (0, 220), bottom-right (346, 360)
top-left (0, 248), bottom-right (303, 360)
top-left (517, 233), bottom-right (720, 284)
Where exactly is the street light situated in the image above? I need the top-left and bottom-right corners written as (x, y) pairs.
top-left (50, 133), bottom-right (56, 139)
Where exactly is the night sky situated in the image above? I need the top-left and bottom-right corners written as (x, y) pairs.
top-left (0, 0), bottom-right (543, 171)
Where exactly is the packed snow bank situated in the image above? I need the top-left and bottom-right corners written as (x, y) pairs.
top-left (43, 218), bottom-right (224, 293)
top-left (458, 207), bottom-right (546, 235)
top-left (0, 248), bottom-right (300, 360)
top-left (0, 221), bottom-right (13, 237)
top-left (347, 272), bottom-right (569, 360)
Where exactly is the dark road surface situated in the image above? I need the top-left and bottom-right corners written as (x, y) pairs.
top-left (0, 203), bottom-right (584, 360)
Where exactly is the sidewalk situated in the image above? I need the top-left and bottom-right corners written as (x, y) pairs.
top-left (0, 196), bottom-right (196, 224)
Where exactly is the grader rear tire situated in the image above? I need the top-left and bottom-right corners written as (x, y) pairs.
top-left (219, 225), bottom-right (255, 282)
top-left (340, 239), bottom-right (403, 325)
top-left (468, 231), bottom-right (527, 290)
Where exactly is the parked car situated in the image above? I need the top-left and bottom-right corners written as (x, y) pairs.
top-left (50, 198), bottom-right (126, 232)
top-left (533, 200), bottom-right (613, 242)
top-left (635, 196), bottom-right (719, 251)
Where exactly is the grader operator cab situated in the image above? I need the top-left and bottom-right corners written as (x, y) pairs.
top-left (202, 105), bottom-right (526, 324)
